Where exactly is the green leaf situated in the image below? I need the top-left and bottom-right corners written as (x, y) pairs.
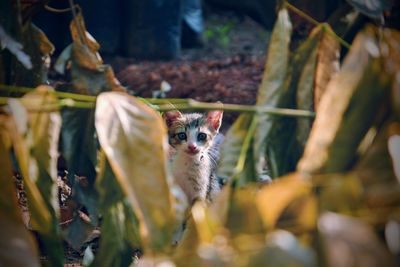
top-left (0, 114), bottom-right (40, 267)
top-left (91, 204), bottom-right (137, 267)
top-left (253, 8), bottom-right (292, 178)
top-left (23, 86), bottom-right (64, 267)
top-left (92, 152), bottom-right (141, 266)
top-left (217, 114), bottom-right (258, 185)
top-left (255, 15), bottom-right (327, 178)
top-left (255, 8), bottom-right (292, 107)
top-left (7, 98), bottom-right (52, 233)
top-left (9, 86), bottom-right (64, 266)
top-left (96, 152), bottom-right (126, 207)
top-left (95, 92), bottom-right (177, 253)
top-left (21, 85), bottom-right (61, 216)
top-left (297, 26), bottom-right (392, 174)
top-left (60, 102), bottom-right (99, 224)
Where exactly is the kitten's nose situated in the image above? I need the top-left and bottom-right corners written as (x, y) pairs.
top-left (188, 143), bottom-right (197, 152)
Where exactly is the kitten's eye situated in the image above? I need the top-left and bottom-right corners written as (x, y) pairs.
top-left (177, 132), bottom-right (187, 141)
top-left (197, 133), bottom-right (207, 141)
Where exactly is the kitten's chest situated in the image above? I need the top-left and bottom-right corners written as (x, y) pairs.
top-left (171, 153), bottom-right (210, 201)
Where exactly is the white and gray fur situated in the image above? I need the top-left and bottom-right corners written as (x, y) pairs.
top-left (164, 110), bottom-right (223, 203)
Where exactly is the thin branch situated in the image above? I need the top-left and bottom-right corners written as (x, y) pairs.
top-left (44, 4), bottom-right (80, 13)
top-left (0, 96), bottom-right (315, 118)
top-left (0, 84), bottom-right (96, 102)
top-left (157, 99), bottom-right (315, 118)
top-left (285, 2), bottom-right (352, 49)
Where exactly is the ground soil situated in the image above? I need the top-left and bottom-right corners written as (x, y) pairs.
top-left (107, 14), bottom-right (269, 130)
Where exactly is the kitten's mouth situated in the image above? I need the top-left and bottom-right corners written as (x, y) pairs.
top-left (185, 150), bottom-right (200, 155)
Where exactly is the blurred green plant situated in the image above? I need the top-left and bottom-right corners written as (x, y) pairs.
top-left (204, 21), bottom-right (234, 47)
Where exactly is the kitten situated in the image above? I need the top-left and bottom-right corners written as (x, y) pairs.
top-left (163, 109), bottom-right (224, 203)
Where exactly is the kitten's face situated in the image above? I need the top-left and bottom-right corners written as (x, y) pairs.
top-left (164, 110), bottom-right (223, 156)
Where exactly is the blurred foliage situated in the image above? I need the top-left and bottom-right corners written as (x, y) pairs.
top-left (204, 20), bottom-right (234, 47)
top-left (0, 2), bottom-right (399, 267)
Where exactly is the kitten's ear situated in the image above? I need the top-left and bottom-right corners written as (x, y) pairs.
top-left (206, 110), bottom-right (223, 131)
top-left (163, 110), bottom-right (182, 127)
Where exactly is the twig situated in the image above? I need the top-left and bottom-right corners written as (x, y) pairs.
top-left (0, 95), bottom-right (315, 117)
top-left (44, 4), bottom-right (79, 13)
top-left (0, 84), bottom-right (96, 102)
top-left (157, 99), bottom-right (315, 118)
top-left (285, 2), bottom-right (352, 49)
top-left (1, 85), bottom-right (315, 117)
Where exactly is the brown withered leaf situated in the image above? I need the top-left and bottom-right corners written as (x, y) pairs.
top-left (95, 92), bottom-right (177, 253)
top-left (20, 85), bottom-right (61, 214)
top-left (296, 25), bottom-right (324, 151)
top-left (7, 99), bottom-right (52, 233)
top-left (313, 173), bottom-right (364, 215)
top-left (256, 173), bottom-right (314, 231)
top-left (297, 26), bottom-right (392, 174)
top-left (68, 12), bottom-right (124, 93)
top-left (319, 212), bottom-right (397, 267)
top-left (31, 23), bottom-right (54, 56)
top-left (354, 121), bottom-right (400, 215)
top-left (70, 12), bottom-right (101, 53)
top-left (7, 90), bottom-right (64, 265)
top-left (226, 185), bottom-right (265, 238)
top-left (313, 24), bottom-right (340, 111)
top-left (0, 114), bottom-right (40, 267)
top-left (173, 212), bottom-right (234, 267)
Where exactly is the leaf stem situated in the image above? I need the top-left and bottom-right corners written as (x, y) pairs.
top-left (157, 99), bottom-right (315, 118)
top-left (234, 117), bottom-right (258, 175)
